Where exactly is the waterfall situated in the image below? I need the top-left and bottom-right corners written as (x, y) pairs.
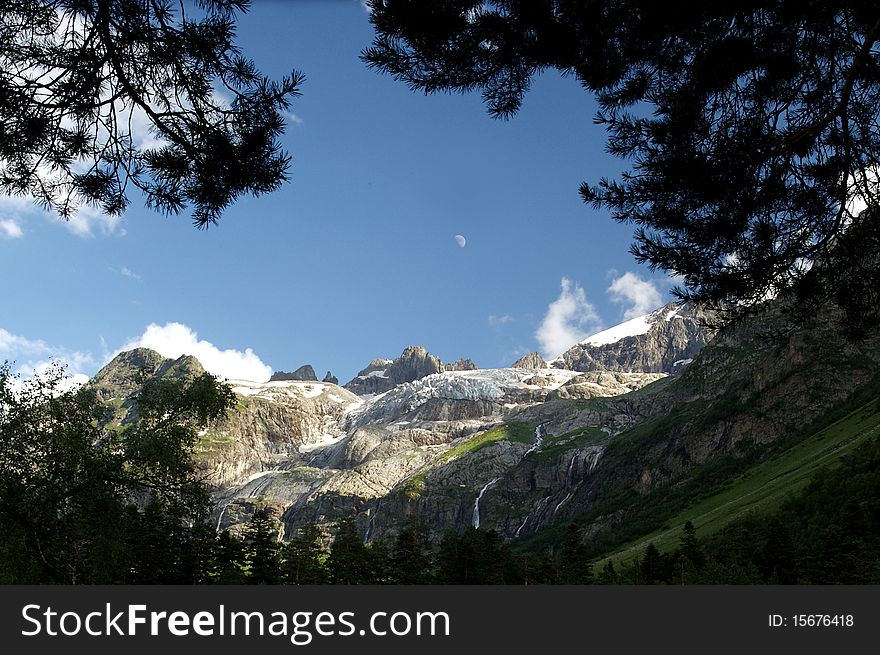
top-left (554, 492), bottom-right (573, 514)
top-left (566, 453), bottom-right (577, 484)
top-left (473, 478), bottom-right (499, 528)
top-left (215, 470), bottom-right (277, 532)
top-left (524, 422), bottom-right (547, 457)
top-left (514, 496), bottom-right (551, 537)
top-left (364, 499), bottom-right (381, 544)
top-left (589, 446), bottom-right (605, 472)
top-left (215, 504), bottom-right (229, 532)
top-left (511, 424), bottom-right (551, 536)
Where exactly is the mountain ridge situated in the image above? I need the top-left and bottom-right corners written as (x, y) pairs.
top-left (551, 301), bottom-right (714, 374)
top-left (85, 299), bottom-right (879, 559)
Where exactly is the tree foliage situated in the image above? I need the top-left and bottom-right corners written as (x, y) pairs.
top-left (558, 523), bottom-right (593, 584)
top-left (364, 1), bottom-right (880, 332)
top-left (390, 515), bottom-right (434, 583)
top-left (326, 517), bottom-right (371, 585)
top-left (283, 522), bottom-right (328, 584)
top-left (1, 0), bottom-right (303, 226)
top-left (243, 508), bottom-right (282, 584)
top-left (0, 362), bottom-right (233, 582)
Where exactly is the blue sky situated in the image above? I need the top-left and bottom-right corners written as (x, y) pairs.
top-left (0, 0), bottom-right (675, 384)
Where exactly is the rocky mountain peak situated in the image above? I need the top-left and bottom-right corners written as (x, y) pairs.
top-left (444, 358), bottom-right (478, 372)
top-left (511, 352), bottom-right (548, 369)
top-left (551, 301), bottom-right (714, 374)
top-left (270, 364), bottom-right (318, 382)
top-left (106, 347), bottom-right (166, 372)
top-left (344, 345), bottom-right (474, 396)
top-left (88, 348), bottom-right (206, 401)
top-left (322, 371), bottom-right (339, 385)
top-left (397, 345), bottom-right (443, 377)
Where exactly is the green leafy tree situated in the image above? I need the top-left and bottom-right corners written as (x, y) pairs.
top-left (0, 362), bottom-right (233, 583)
top-left (390, 515), bottom-right (434, 584)
top-left (761, 517), bottom-right (796, 583)
top-left (518, 551), bottom-right (554, 585)
top-left (364, 1), bottom-right (880, 333)
top-left (678, 520), bottom-right (704, 576)
top-left (0, 363), bottom-right (129, 582)
top-left (640, 542), bottom-right (663, 585)
top-left (436, 528), bottom-right (518, 584)
top-left (181, 520), bottom-right (222, 584)
top-left (125, 502), bottom-right (187, 583)
top-left (326, 517), bottom-right (370, 584)
top-left (1, 0), bottom-right (303, 226)
top-left (282, 522), bottom-right (328, 584)
top-left (213, 530), bottom-right (247, 584)
top-left (366, 536), bottom-right (392, 584)
top-left (122, 371), bottom-right (235, 518)
top-left (599, 559), bottom-right (618, 584)
top-left (558, 523), bottom-right (594, 584)
top-left (243, 508), bottom-right (282, 584)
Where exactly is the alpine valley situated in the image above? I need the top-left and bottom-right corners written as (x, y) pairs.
top-left (88, 299), bottom-right (880, 565)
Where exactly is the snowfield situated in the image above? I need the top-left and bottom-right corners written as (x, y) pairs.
top-left (574, 304), bottom-right (684, 348)
top-left (228, 379), bottom-right (362, 405)
top-left (581, 314), bottom-right (652, 346)
top-left (347, 367), bottom-right (581, 427)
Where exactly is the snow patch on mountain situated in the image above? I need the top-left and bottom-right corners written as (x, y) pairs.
top-left (228, 379), bottom-right (361, 404)
top-left (348, 368), bottom-right (580, 428)
top-left (576, 304), bottom-right (687, 348)
top-left (581, 314), bottom-right (652, 346)
top-left (361, 369), bottom-right (389, 379)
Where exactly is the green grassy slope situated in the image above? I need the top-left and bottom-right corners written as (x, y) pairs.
top-left (598, 397), bottom-right (880, 568)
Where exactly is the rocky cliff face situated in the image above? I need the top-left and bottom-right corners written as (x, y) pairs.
top-left (394, 302), bottom-right (880, 543)
top-left (444, 358), bottom-right (478, 372)
top-left (550, 371), bottom-right (667, 400)
top-left (512, 352), bottom-right (548, 369)
top-left (552, 302), bottom-right (714, 374)
top-left (344, 346), bottom-right (475, 396)
top-left (90, 302), bottom-right (701, 542)
top-left (199, 378), bottom-right (363, 493)
top-left (203, 364), bottom-right (673, 539)
top-left (270, 365), bottom-right (318, 382)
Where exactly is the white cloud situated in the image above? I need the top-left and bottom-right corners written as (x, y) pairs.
top-left (535, 278), bottom-right (601, 359)
top-left (360, 0), bottom-right (372, 14)
top-left (667, 272), bottom-right (687, 286)
top-left (0, 218), bottom-right (23, 238)
top-left (0, 327), bottom-right (95, 392)
top-left (119, 322), bottom-right (272, 382)
top-left (0, 196), bottom-right (40, 223)
top-left (0, 328), bottom-right (51, 358)
top-left (11, 360), bottom-right (91, 393)
top-left (125, 103), bottom-right (169, 151)
top-left (284, 111), bottom-right (304, 126)
top-left (488, 314), bottom-right (514, 327)
top-left (0, 194), bottom-right (123, 238)
top-left (607, 272), bottom-right (663, 319)
top-left (119, 266), bottom-right (141, 280)
top-left (844, 167), bottom-right (879, 218)
top-left (60, 203), bottom-right (123, 237)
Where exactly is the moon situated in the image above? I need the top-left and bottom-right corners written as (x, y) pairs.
top-left (454, 234), bottom-right (466, 248)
